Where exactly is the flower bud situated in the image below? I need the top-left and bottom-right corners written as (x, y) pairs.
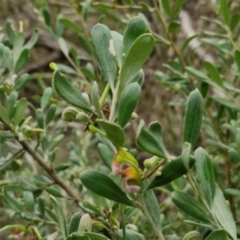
top-left (62, 107), bottom-right (79, 122)
top-left (75, 112), bottom-right (90, 124)
top-left (79, 213), bottom-right (92, 232)
top-left (82, 92), bottom-right (90, 105)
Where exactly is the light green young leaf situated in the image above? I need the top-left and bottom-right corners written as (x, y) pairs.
top-left (185, 66), bottom-right (208, 79)
top-left (14, 73), bottom-right (30, 91)
top-left (3, 190), bottom-right (23, 213)
top-left (68, 212), bottom-right (81, 235)
top-left (13, 32), bottom-right (25, 64)
top-left (0, 103), bottom-right (11, 125)
top-left (195, 147), bottom-right (215, 207)
top-left (219, 0), bottom-right (230, 25)
top-left (118, 82), bottom-right (141, 127)
top-left (183, 89), bottom-right (203, 149)
top-left (53, 70), bottom-right (93, 112)
top-left (181, 34), bottom-right (199, 53)
top-left (212, 184), bottom-right (236, 240)
top-left (5, 21), bottom-right (16, 43)
top-left (67, 231), bottom-right (109, 240)
top-left (80, 170), bottom-right (135, 207)
top-left (50, 195), bottom-right (67, 238)
top-left (111, 31), bottom-right (123, 68)
top-left (91, 81), bottom-right (101, 116)
top-left (119, 34), bottom-right (155, 92)
top-left (7, 92), bottom-right (17, 119)
top-left (181, 142), bottom-right (191, 169)
top-left (25, 29), bottom-right (39, 49)
top-left (123, 17), bottom-right (146, 55)
top-left (91, 24), bottom-right (116, 89)
top-left (14, 98), bottom-right (28, 126)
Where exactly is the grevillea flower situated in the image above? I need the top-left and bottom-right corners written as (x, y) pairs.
top-left (112, 149), bottom-right (142, 193)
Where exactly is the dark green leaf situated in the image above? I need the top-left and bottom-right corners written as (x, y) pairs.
top-left (123, 17), bottom-right (146, 55)
top-left (68, 212), bottom-right (81, 235)
top-left (14, 48), bottom-right (29, 74)
top-left (80, 170), bottom-right (135, 207)
top-left (97, 119), bottom-right (125, 147)
top-left (53, 70), bottom-right (93, 112)
top-left (5, 21), bottom-right (16, 43)
top-left (136, 123), bottom-right (167, 159)
top-left (141, 179), bottom-right (161, 231)
top-left (204, 61), bottom-right (223, 87)
top-left (168, 21), bottom-right (181, 32)
top-left (185, 66), bottom-right (208, 79)
top-left (219, 0), bottom-right (230, 25)
top-left (0, 103), bottom-right (10, 125)
top-left (229, 14), bottom-right (240, 31)
top-left (181, 34), bottom-right (199, 52)
top-left (97, 143), bottom-right (114, 168)
top-left (25, 29), bottom-right (39, 49)
top-left (205, 229), bottom-right (228, 240)
top-left (7, 92), bottom-right (17, 119)
top-left (123, 0), bottom-right (133, 5)
top-left (183, 89), bottom-right (203, 149)
top-left (42, 7), bottom-right (51, 27)
top-left (195, 147), bottom-right (215, 206)
top-left (59, 18), bottom-right (82, 34)
top-left (46, 187), bottom-right (63, 198)
top-left (45, 104), bottom-right (57, 126)
top-left (116, 229), bottom-right (145, 240)
top-left (3, 190), bottom-right (23, 213)
top-left (118, 82), bottom-right (141, 127)
top-left (14, 98), bottom-right (28, 126)
top-left (234, 50), bottom-right (240, 71)
top-left (147, 156), bottom-right (195, 190)
top-left (91, 24), bottom-right (116, 89)
top-left (14, 73), bottom-right (30, 91)
top-left (38, 197), bottom-right (45, 217)
top-left (211, 96), bottom-right (240, 111)
top-left (50, 195), bottom-right (67, 238)
top-left (212, 184), bottom-right (236, 240)
top-left (36, 108), bottom-right (44, 128)
top-left (172, 191), bottom-right (210, 222)
top-left (161, 0), bottom-right (171, 16)
top-left (23, 191), bottom-right (34, 212)
top-left (119, 34), bottom-right (155, 92)
top-left (78, 33), bottom-right (91, 54)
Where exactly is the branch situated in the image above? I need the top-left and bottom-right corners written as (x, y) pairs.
top-left (19, 140), bottom-right (82, 203)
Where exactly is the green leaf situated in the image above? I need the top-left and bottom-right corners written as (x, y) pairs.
top-left (36, 108), bottom-right (44, 128)
top-left (118, 82), bottom-right (141, 127)
top-left (181, 34), bottom-right (199, 53)
top-left (14, 48), bottom-right (29, 74)
top-left (212, 184), bottom-right (237, 240)
top-left (53, 70), bottom-right (93, 112)
top-left (14, 98), bottom-right (28, 126)
top-left (183, 89), bottom-right (203, 149)
top-left (204, 61), bottom-right (223, 87)
top-left (97, 119), bottom-right (125, 148)
top-left (5, 21), bottom-right (16, 43)
top-left (181, 142), bottom-right (191, 169)
top-left (78, 33), bottom-right (91, 54)
top-left (91, 24), bottom-right (116, 89)
top-left (194, 147), bottom-right (215, 207)
top-left (50, 195), bottom-right (67, 238)
top-left (41, 87), bottom-right (53, 110)
top-left (67, 232), bottom-right (109, 240)
top-left (211, 96), bottom-right (240, 111)
top-left (123, 17), bottom-right (146, 55)
top-left (172, 0), bottom-right (186, 18)
top-left (147, 156), bottom-right (195, 190)
top-left (219, 0), bottom-right (230, 25)
top-left (23, 191), bottom-right (35, 213)
top-left (0, 103), bottom-right (11, 125)
top-left (59, 18), bottom-right (82, 34)
top-left (119, 34), bottom-right (155, 91)
top-left (205, 229), bottom-right (228, 240)
top-left (80, 170), bottom-right (135, 207)
top-left (68, 212), bottom-right (81, 235)
top-left (116, 229), bottom-right (145, 240)
top-left (38, 197), bottom-right (45, 217)
top-left (148, 121), bottom-right (169, 157)
top-left (97, 143), bottom-right (114, 168)
top-left (91, 81), bottom-right (101, 116)
top-left (185, 66), bottom-right (208, 79)
top-left (168, 21), bottom-right (181, 32)
top-left (13, 32), bottom-right (25, 64)
top-left (234, 50), bottom-right (240, 71)
top-left (182, 231), bottom-right (202, 240)
top-left (123, 0), bottom-right (133, 5)
top-left (3, 190), bottom-right (23, 213)
top-left (141, 179), bottom-right (161, 231)
top-left (136, 122), bottom-right (167, 158)
top-left (45, 104), bottom-right (57, 126)
top-left (161, 0), bottom-right (171, 16)
top-left (224, 188), bottom-right (240, 197)
top-left (172, 191), bottom-right (210, 223)
top-left (25, 29), bottom-right (39, 49)
top-left (42, 7), bottom-right (51, 27)
top-left (14, 73), bottom-right (30, 91)
top-left (46, 187), bottom-right (63, 198)
top-left (7, 92), bottom-right (17, 119)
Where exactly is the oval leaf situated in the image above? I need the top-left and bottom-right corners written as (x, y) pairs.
top-left (118, 82), bottom-right (141, 127)
top-left (68, 212), bottom-right (82, 235)
top-left (53, 70), bottom-right (93, 112)
top-left (14, 48), bottom-right (29, 74)
top-left (119, 34), bottom-right (155, 92)
top-left (205, 229), bottom-right (228, 240)
top-left (80, 170), bottom-right (135, 207)
top-left (91, 24), bottom-right (116, 89)
top-left (183, 89), bottom-right (203, 149)
top-left (172, 191), bottom-right (210, 223)
top-left (14, 98), bottom-right (28, 126)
